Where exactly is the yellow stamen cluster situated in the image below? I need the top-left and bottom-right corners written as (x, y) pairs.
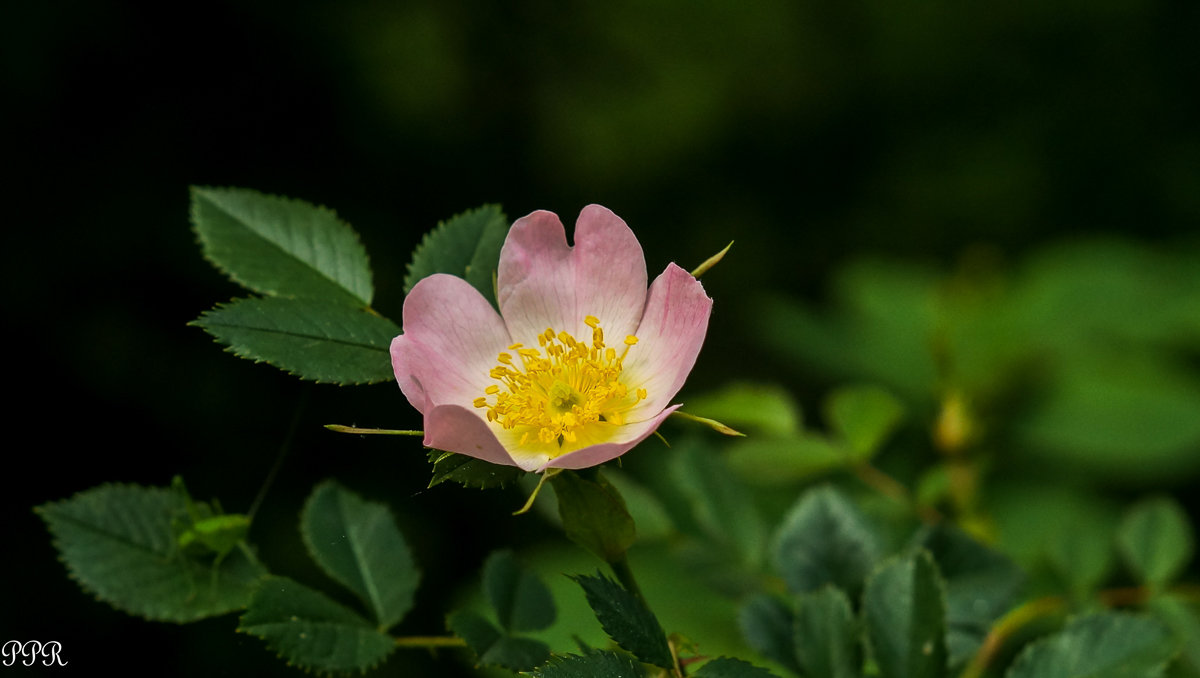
top-left (474, 315), bottom-right (646, 449)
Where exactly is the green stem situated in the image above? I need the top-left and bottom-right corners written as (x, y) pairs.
top-left (324, 425), bottom-right (423, 436)
top-left (853, 462), bottom-right (942, 523)
top-left (610, 552), bottom-right (646, 603)
top-left (394, 636), bottom-right (467, 648)
top-left (960, 596), bottom-right (1066, 678)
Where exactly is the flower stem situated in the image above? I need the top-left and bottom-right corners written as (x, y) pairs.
top-left (959, 596), bottom-right (1066, 678)
top-left (324, 425), bottom-right (423, 436)
top-left (852, 462), bottom-right (942, 523)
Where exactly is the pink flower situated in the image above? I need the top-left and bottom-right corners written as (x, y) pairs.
top-left (391, 205), bottom-right (713, 472)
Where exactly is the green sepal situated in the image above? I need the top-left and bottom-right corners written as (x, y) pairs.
top-left (552, 470), bottom-right (636, 563)
top-left (427, 450), bottom-right (526, 490)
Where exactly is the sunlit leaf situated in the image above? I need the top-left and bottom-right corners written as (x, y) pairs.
top-left (824, 384), bottom-right (905, 459)
top-left (726, 434), bottom-right (850, 485)
top-left (1117, 496), bottom-right (1195, 587)
top-left (552, 471), bottom-right (635, 563)
top-left (685, 383), bottom-right (802, 437)
top-left (191, 187), bottom-right (373, 306)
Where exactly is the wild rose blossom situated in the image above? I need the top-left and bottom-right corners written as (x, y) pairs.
top-left (390, 205), bottom-right (712, 472)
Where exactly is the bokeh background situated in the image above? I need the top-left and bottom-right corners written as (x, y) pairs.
top-left (5, 1), bottom-right (1199, 675)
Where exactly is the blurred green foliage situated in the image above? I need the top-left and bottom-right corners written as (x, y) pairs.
top-left (8, 0), bottom-right (1200, 676)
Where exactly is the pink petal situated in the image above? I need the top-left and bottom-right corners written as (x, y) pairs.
top-left (423, 404), bottom-right (522, 468)
top-left (540, 405), bottom-right (681, 471)
top-left (497, 206), bottom-right (648, 344)
top-left (390, 274), bottom-right (512, 414)
top-left (621, 263), bottom-right (713, 422)
top-left (572, 205), bottom-right (649, 341)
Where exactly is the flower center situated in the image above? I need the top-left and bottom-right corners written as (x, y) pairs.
top-left (474, 315), bottom-right (646, 449)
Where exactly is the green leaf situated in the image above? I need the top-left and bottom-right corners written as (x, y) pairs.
top-left (1015, 355), bottom-right (1200, 483)
top-left (528, 651), bottom-right (646, 678)
top-left (794, 586), bottom-right (862, 678)
top-left (192, 297), bottom-right (400, 385)
top-left (483, 637), bottom-right (552, 672)
top-left (911, 525), bottom-right (1023, 669)
top-left (483, 550), bottom-right (556, 633)
top-left (36, 483), bottom-right (266, 623)
top-left (552, 471), bottom-right (636, 563)
top-left (824, 385), bottom-right (905, 459)
top-left (403, 204), bottom-right (508, 307)
top-left (1005, 612), bottom-right (1176, 678)
top-left (1045, 516), bottom-right (1113, 600)
top-left (685, 383), bottom-right (802, 437)
top-left (737, 594), bottom-right (802, 675)
top-left (771, 485), bottom-right (882, 596)
top-left (239, 575), bottom-right (394, 675)
top-left (670, 440), bottom-right (766, 567)
top-left (300, 481), bottom-right (419, 630)
top-left (191, 187), bottom-right (373, 306)
top-left (572, 572), bottom-right (672, 668)
top-left (694, 657), bottom-right (782, 677)
top-left (447, 609), bottom-right (503, 655)
top-left (447, 610), bottom-right (550, 671)
top-left (427, 451), bottom-right (526, 490)
top-left (863, 550), bottom-right (948, 678)
top-left (1117, 496), bottom-right (1195, 587)
top-left (726, 433), bottom-right (851, 485)
top-left (1149, 595), bottom-right (1200, 677)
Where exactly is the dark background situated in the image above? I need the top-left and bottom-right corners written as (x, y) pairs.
top-left (4, 1), bottom-right (1199, 675)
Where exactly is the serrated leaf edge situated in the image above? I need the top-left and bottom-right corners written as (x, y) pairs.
top-left (190, 186), bottom-right (375, 307)
top-left (190, 297), bottom-right (395, 386)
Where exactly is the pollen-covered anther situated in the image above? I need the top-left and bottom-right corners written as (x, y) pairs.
top-left (480, 317), bottom-right (646, 453)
